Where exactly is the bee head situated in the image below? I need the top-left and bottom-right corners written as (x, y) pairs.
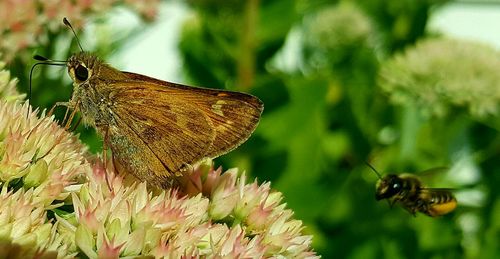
top-left (375, 174), bottom-right (403, 200)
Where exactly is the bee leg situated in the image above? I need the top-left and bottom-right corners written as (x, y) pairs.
top-left (415, 199), bottom-right (431, 216)
top-left (401, 204), bottom-right (417, 216)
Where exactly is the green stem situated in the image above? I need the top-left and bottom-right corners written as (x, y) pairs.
top-left (237, 0), bottom-right (259, 91)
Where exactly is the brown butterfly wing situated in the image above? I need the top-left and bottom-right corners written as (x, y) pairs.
top-left (107, 110), bottom-right (187, 184)
top-left (175, 88), bottom-right (263, 158)
top-left (107, 72), bottom-right (263, 180)
top-left (121, 72), bottom-right (263, 157)
top-left (109, 84), bottom-right (215, 176)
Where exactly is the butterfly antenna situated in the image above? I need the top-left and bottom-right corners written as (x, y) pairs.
top-left (63, 17), bottom-right (84, 52)
top-left (365, 161), bottom-right (383, 179)
top-left (28, 55), bottom-right (66, 117)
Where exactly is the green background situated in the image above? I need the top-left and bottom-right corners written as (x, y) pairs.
top-left (8, 0), bottom-right (500, 258)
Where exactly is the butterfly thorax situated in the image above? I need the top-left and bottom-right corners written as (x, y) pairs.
top-left (67, 52), bottom-right (126, 128)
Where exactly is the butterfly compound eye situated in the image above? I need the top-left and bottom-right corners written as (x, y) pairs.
top-left (75, 64), bottom-right (89, 81)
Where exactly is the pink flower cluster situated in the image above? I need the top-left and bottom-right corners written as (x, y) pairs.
top-left (0, 0), bottom-right (159, 61)
top-left (61, 159), bottom-right (319, 258)
top-left (0, 65), bottom-right (319, 257)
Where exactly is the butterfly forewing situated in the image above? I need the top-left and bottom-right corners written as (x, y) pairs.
top-left (106, 72), bottom-right (262, 183)
top-left (188, 90), bottom-right (263, 157)
top-left (122, 72), bottom-right (263, 157)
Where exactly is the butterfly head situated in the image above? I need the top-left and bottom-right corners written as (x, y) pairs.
top-left (67, 52), bottom-right (99, 84)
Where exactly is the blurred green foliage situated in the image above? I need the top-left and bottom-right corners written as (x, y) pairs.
top-left (179, 0), bottom-right (497, 258)
top-left (9, 0), bottom-right (500, 258)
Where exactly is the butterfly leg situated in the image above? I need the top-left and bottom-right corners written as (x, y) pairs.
top-left (48, 101), bottom-right (70, 117)
top-left (48, 100), bottom-right (80, 130)
top-left (64, 100), bottom-right (80, 130)
top-left (170, 163), bottom-right (194, 190)
top-left (70, 116), bottom-right (83, 132)
top-left (100, 125), bottom-right (113, 191)
top-left (179, 163), bottom-right (194, 175)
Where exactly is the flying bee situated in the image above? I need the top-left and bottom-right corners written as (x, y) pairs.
top-left (366, 163), bottom-right (457, 217)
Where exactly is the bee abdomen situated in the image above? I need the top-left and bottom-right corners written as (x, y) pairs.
top-left (426, 191), bottom-right (457, 217)
top-left (430, 192), bottom-right (455, 204)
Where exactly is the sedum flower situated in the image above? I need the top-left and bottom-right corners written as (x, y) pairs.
top-left (0, 66), bottom-right (85, 257)
top-left (0, 66), bottom-right (318, 258)
top-left (302, 2), bottom-right (375, 69)
top-left (0, 60), bottom-right (24, 102)
top-left (0, 188), bottom-right (73, 258)
top-left (55, 159), bottom-right (318, 258)
top-left (0, 100), bottom-right (89, 207)
top-left (379, 37), bottom-right (500, 118)
top-left (181, 161), bottom-right (319, 258)
top-left (58, 161), bottom-right (209, 258)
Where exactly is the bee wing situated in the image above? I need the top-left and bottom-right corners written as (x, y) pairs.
top-left (417, 167), bottom-right (449, 176)
top-left (420, 188), bottom-right (456, 192)
top-left (413, 167), bottom-right (451, 184)
top-left (107, 72), bottom-right (263, 175)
